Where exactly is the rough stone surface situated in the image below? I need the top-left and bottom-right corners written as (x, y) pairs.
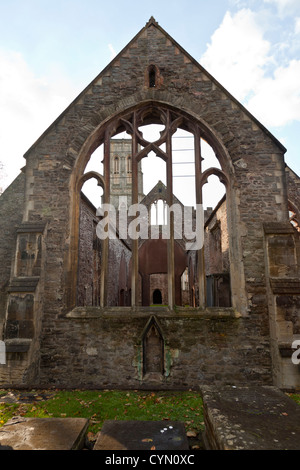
top-left (94, 420), bottom-right (189, 450)
top-left (36, 308), bottom-right (273, 389)
top-left (201, 385), bottom-right (300, 450)
top-left (0, 417), bottom-right (89, 450)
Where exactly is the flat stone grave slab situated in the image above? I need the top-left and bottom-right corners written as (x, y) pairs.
top-left (0, 417), bottom-right (89, 450)
top-left (94, 420), bottom-right (189, 450)
top-left (201, 385), bottom-right (300, 450)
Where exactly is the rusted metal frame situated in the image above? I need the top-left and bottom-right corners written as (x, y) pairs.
top-left (131, 111), bottom-right (139, 308)
top-left (165, 110), bottom-right (176, 310)
top-left (100, 126), bottom-right (112, 307)
top-left (117, 106), bottom-right (187, 309)
top-left (194, 125), bottom-right (206, 308)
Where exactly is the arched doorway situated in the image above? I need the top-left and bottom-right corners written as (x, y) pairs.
top-left (153, 289), bottom-right (162, 304)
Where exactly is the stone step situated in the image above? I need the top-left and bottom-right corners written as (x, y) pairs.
top-left (0, 417), bottom-right (89, 450)
top-left (201, 385), bottom-right (300, 450)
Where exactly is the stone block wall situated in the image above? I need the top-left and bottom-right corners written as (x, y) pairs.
top-left (36, 309), bottom-right (272, 389)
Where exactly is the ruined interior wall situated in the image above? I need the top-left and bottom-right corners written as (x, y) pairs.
top-left (78, 194), bottom-right (132, 308)
top-left (150, 273), bottom-right (168, 305)
top-left (204, 197), bottom-right (229, 276)
top-left (77, 195), bottom-right (101, 306)
top-left (107, 239), bottom-right (131, 307)
top-left (0, 173), bottom-right (25, 337)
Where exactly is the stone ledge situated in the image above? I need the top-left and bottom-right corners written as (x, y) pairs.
top-left (7, 277), bottom-right (40, 293)
top-left (16, 222), bottom-right (46, 233)
top-left (200, 385), bottom-right (300, 450)
top-left (263, 222), bottom-right (295, 234)
top-left (5, 338), bottom-right (32, 353)
top-left (65, 306), bottom-right (241, 320)
top-left (270, 278), bottom-right (300, 294)
top-left (278, 343), bottom-right (294, 358)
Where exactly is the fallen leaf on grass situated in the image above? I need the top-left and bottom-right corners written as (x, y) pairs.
top-left (186, 431), bottom-right (197, 438)
top-left (142, 438), bottom-right (153, 442)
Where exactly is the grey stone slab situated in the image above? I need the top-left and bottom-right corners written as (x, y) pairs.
top-left (0, 417), bottom-right (89, 450)
top-left (94, 420), bottom-right (189, 450)
top-left (201, 385), bottom-right (300, 450)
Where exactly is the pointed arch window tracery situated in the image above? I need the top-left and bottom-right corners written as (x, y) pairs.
top-left (74, 103), bottom-right (231, 310)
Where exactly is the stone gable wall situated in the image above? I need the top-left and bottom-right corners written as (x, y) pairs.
top-left (1, 20), bottom-right (298, 389)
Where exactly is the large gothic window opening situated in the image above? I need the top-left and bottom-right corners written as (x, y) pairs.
top-left (75, 104), bottom-right (232, 309)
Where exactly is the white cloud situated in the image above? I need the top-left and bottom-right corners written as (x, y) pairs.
top-left (0, 49), bottom-right (77, 190)
top-left (108, 44), bottom-right (117, 60)
top-left (263, 0), bottom-right (300, 16)
top-left (200, 9), bottom-right (300, 128)
top-left (201, 9), bottom-right (272, 102)
top-left (295, 17), bottom-right (300, 34)
top-left (247, 59), bottom-right (300, 127)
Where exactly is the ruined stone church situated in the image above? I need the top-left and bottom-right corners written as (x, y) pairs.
top-left (0, 17), bottom-right (299, 390)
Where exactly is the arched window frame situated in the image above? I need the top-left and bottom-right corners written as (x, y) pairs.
top-left (114, 156), bottom-right (120, 174)
top-left (127, 155), bottom-right (132, 173)
top-left (146, 64), bottom-right (160, 88)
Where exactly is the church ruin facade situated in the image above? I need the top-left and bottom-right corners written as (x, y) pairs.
top-left (0, 18), bottom-right (299, 390)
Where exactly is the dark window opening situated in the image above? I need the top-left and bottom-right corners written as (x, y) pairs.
top-left (149, 67), bottom-right (156, 88)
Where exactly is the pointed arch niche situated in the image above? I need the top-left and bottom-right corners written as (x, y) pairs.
top-left (69, 101), bottom-right (246, 313)
top-left (142, 316), bottom-right (165, 378)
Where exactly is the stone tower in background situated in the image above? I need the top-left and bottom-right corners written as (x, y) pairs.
top-left (110, 139), bottom-right (144, 209)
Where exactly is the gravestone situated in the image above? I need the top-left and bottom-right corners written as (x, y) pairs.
top-left (94, 420), bottom-right (189, 450)
top-left (0, 417), bottom-right (89, 450)
top-left (201, 385), bottom-right (300, 450)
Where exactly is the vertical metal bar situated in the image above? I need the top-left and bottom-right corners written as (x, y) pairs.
top-left (194, 127), bottom-right (206, 308)
top-left (100, 128), bottom-right (111, 307)
top-left (166, 112), bottom-right (175, 309)
top-left (131, 112), bottom-right (139, 308)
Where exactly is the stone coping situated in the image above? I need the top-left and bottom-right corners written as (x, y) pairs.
top-left (5, 338), bottom-right (32, 353)
top-left (65, 306), bottom-right (241, 320)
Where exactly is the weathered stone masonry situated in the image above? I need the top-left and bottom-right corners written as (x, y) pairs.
top-left (0, 17), bottom-right (299, 390)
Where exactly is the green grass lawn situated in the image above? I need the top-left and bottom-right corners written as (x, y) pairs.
top-left (1, 389), bottom-right (299, 444)
top-left (0, 389), bottom-right (204, 438)
top-left (288, 393), bottom-right (300, 405)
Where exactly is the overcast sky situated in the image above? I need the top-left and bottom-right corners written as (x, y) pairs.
top-left (0, 0), bottom-right (299, 207)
